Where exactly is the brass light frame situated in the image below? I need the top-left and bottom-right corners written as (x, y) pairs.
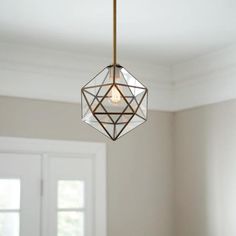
top-left (81, 0), bottom-right (148, 141)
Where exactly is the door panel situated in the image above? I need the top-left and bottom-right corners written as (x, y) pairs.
top-left (0, 153), bottom-right (41, 236)
top-left (0, 140), bottom-right (104, 236)
top-left (44, 155), bottom-right (94, 236)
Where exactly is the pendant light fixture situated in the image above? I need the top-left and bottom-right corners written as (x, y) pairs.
top-left (81, 0), bottom-right (148, 141)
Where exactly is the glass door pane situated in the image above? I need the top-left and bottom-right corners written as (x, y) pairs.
top-left (0, 179), bottom-right (21, 236)
top-left (45, 156), bottom-right (93, 236)
top-left (0, 179), bottom-right (20, 209)
top-left (0, 212), bottom-right (20, 236)
top-left (58, 181), bottom-right (84, 209)
top-left (58, 211), bottom-right (84, 236)
top-left (57, 180), bottom-right (85, 236)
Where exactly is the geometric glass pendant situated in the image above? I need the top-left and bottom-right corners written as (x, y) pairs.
top-left (81, 65), bottom-right (148, 140)
top-left (81, 0), bottom-right (148, 141)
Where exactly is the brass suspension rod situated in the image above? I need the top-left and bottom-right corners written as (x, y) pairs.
top-left (113, 0), bottom-right (117, 66)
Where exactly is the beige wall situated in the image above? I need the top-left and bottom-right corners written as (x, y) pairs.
top-left (2, 95), bottom-right (235, 236)
top-left (174, 100), bottom-right (236, 236)
top-left (0, 96), bottom-right (174, 236)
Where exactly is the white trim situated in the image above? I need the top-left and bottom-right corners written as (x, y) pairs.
top-left (172, 44), bottom-right (236, 111)
top-left (0, 41), bottom-right (173, 111)
top-left (1, 41), bottom-right (236, 111)
top-left (0, 136), bottom-right (107, 236)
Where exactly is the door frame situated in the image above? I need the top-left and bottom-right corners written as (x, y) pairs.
top-left (0, 136), bottom-right (107, 236)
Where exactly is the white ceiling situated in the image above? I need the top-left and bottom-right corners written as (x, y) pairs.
top-left (0, 0), bottom-right (236, 65)
top-left (1, 0), bottom-right (236, 111)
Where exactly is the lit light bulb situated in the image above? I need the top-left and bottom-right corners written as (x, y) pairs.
top-left (111, 86), bottom-right (121, 103)
top-left (109, 66), bottom-right (123, 104)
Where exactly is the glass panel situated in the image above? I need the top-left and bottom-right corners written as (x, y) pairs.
top-left (121, 67), bottom-right (145, 89)
top-left (118, 114), bottom-right (145, 139)
top-left (0, 179), bottom-right (20, 210)
top-left (83, 66), bottom-right (110, 88)
top-left (58, 181), bottom-right (84, 209)
top-left (0, 213), bottom-right (19, 236)
top-left (58, 211), bottom-right (84, 236)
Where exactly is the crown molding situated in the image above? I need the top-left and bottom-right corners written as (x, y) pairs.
top-left (0, 42), bottom-right (236, 111)
top-left (172, 44), bottom-right (236, 110)
top-left (0, 42), bottom-right (173, 111)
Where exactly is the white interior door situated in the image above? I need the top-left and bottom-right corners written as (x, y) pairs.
top-left (0, 137), bottom-right (106, 236)
top-left (0, 153), bottom-right (41, 236)
top-left (44, 155), bottom-right (94, 236)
